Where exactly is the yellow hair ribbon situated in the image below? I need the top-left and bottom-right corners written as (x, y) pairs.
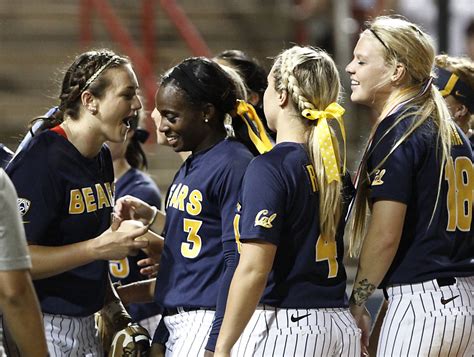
top-left (236, 100), bottom-right (274, 154)
top-left (302, 102), bottom-right (346, 183)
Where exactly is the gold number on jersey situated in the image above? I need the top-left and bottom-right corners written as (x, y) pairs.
top-left (109, 258), bottom-right (130, 279)
top-left (315, 235), bottom-right (338, 278)
top-left (445, 156), bottom-right (473, 231)
top-left (181, 218), bottom-right (203, 258)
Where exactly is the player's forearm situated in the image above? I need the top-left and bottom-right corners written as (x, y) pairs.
top-left (28, 241), bottom-right (96, 279)
top-left (215, 262), bottom-right (268, 353)
top-left (117, 278), bottom-right (156, 305)
top-left (350, 231), bottom-right (399, 306)
top-left (141, 230), bottom-right (164, 260)
top-left (149, 209), bottom-right (166, 234)
top-left (0, 270), bottom-right (47, 356)
top-left (350, 201), bottom-right (405, 306)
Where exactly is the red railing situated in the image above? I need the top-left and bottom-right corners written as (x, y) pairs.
top-left (79, 0), bottom-right (212, 141)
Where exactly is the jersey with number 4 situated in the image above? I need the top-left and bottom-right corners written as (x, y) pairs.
top-left (155, 138), bottom-right (253, 308)
top-left (367, 111), bottom-right (474, 287)
top-left (238, 142), bottom-right (351, 309)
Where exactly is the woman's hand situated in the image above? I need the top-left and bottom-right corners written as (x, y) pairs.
top-left (113, 195), bottom-right (156, 227)
top-left (138, 257), bottom-right (160, 278)
top-left (350, 303), bottom-right (372, 353)
top-left (92, 220), bottom-right (149, 260)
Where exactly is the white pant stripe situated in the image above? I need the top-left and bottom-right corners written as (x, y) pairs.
top-left (164, 309), bottom-right (215, 357)
top-left (42, 313), bottom-right (102, 356)
top-left (378, 277), bottom-right (474, 357)
top-left (232, 305), bottom-right (360, 357)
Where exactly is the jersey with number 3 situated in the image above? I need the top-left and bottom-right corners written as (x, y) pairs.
top-left (367, 111), bottom-right (474, 287)
top-left (238, 142), bottom-right (352, 309)
top-left (155, 138), bottom-right (253, 308)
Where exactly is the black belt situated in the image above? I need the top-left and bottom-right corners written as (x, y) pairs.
top-left (383, 277), bottom-right (456, 300)
top-left (165, 307), bottom-right (216, 316)
top-left (436, 277), bottom-right (456, 287)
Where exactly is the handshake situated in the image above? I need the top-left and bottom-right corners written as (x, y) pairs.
top-left (92, 196), bottom-right (165, 262)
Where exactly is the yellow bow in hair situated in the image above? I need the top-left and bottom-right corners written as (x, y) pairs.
top-left (237, 100), bottom-right (274, 154)
top-left (302, 102), bottom-right (346, 183)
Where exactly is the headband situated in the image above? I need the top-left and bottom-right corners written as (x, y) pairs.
top-left (434, 67), bottom-right (474, 113)
top-left (80, 55), bottom-right (121, 94)
top-left (368, 28), bottom-right (390, 52)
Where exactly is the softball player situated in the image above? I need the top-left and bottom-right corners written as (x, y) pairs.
top-left (346, 16), bottom-right (474, 356)
top-left (434, 55), bottom-right (474, 150)
top-left (214, 46), bottom-right (360, 357)
top-left (6, 49), bottom-right (149, 356)
top-left (108, 114), bottom-right (163, 335)
top-left (214, 49), bottom-right (273, 143)
top-left (114, 57), bottom-right (255, 356)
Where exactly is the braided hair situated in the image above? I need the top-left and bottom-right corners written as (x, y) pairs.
top-left (30, 49), bottom-right (129, 131)
top-left (272, 46), bottom-right (343, 241)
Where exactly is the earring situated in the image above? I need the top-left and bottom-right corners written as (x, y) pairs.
top-left (204, 118), bottom-right (209, 123)
top-left (89, 106), bottom-right (97, 115)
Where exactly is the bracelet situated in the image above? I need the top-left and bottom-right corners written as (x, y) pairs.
top-left (148, 206), bottom-right (159, 226)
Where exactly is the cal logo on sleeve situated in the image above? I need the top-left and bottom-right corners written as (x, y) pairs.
top-left (254, 209), bottom-right (277, 228)
top-left (371, 169), bottom-right (386, 186)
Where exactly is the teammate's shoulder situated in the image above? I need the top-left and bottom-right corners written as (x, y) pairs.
top-left (212, 138), bottom-right (254, 166)
top-left (223, 137), bottom-right (254, 156)
top-left (121, 168), bottom-right (158, 188)
top-left (0, 168), bottom-right (7, 189)
top-left (255, 142), bottom-right (305, 165)
top-left (0, 144), bottom-right (13, 169)
top-left (8, 130), bottom-right (59, 168)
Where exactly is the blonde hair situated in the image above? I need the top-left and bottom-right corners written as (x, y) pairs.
top-left (349, 16), bottom-right (455, 256)
top-left (218, 63), bottom-right (248, 101)
top-left (272, 46), bottom-right (343, 241)
top-left (435, 54), bottom-right (474, 91)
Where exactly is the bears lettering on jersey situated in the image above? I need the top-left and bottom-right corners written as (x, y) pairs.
top-left (69, 182), bottom-right (115, 214)
top-left (166, 183), bottom-right (202, 216)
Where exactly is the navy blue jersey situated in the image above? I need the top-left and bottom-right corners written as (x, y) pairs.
top-left (238, 142), bottom-right (351, 309)
top-left (0, 144), bottom-right (13, 169)
top-left (470, 133), bottom-right (474, 150)
top-left (155, 138), bottom-right (253, 308)
top-left (110, 167), bottom-right (162, 321)
top-left (367, 110), bottom-right (474, 287)
top-left (6, 129), bottom-right (114, 316)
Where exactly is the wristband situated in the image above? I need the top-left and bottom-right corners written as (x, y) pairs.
top-left (149, 206), bottom-right (159, 226)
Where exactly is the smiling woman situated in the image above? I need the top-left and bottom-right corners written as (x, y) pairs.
top-left (6, 49), bottom-right (151, 355)
top-left (113, 57), bottom-right (256, 356)
top-left (345, 16), bottom-right (474, 357)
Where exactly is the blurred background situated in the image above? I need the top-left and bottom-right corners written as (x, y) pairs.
top-left (1, 0), bottom-right (473, 320)
top-left (1, 0), bottom-right (473, 195)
